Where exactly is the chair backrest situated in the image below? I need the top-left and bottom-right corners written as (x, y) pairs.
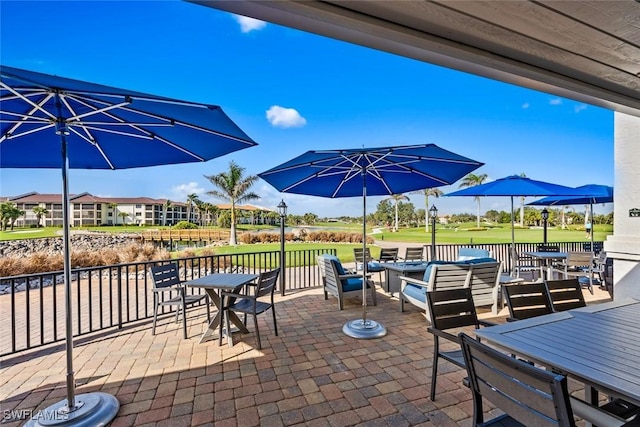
top-left (457, 247), bottom-right (491, 261)
top-left (538, 244), bottom-right (560, 252)
top-left (467, 261), bottom-right (502, 308)
top-left (459, 333), bottom-right (576, 427)
top-left (353, 247), bottom-right (372, 263)
top-left (425, 263), bottom-right (473, 290)
top-left (379, 247), bottom-right (399, 262)
top-left (255, 269), bottom-right (280, 298)
top-left (545, 278), bottom-right (586, 312)
top-left (404, 246), bottom-right (424, 261)
top-left (504, 282), bottom-right (553, 320)
top-left (317, 255), bottom-right (340, 293)
top-left (149, 263), bottom-right (181, 289)
top-left (426, 288), bottom-right (480, 331)
top-left (565, 251), bottom-right (593, 268)
top-left (583, 241), bottom-right (604, 254)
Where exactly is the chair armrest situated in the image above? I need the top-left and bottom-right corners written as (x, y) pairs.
top-left (153, 286), bottom-right (182, 294)
top-left (427, 327), bottom-right (459, 343)
top-left (570, 397), bottom-right (629, 427)
top-left (338, 273), bottom-right (369, 280)
top-left (398, 276), bottom-right (429, 288)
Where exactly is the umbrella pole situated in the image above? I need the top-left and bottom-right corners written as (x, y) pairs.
top-left (510, 196), bottom-right (515, 275)
top-left (26, 103), bottom-right (119, 427)
top-left (342, 168), bottom-right (387, 339)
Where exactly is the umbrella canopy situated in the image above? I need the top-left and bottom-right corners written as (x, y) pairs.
top-left (1, 65), bottom-right (257, 426)
top-left (527, 184), bottom-right (613, 253)
top-left (526, 184), bottom-right (613, 206)
top-left (445, 175), bottom-right (585, 273)
top-left (259, 143), bottom-right (484, 339)
top-left (0, 66), bottom-right (256, 168)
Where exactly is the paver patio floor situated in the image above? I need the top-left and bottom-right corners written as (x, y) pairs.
top-left (0, 280), bottom-right (611, 426)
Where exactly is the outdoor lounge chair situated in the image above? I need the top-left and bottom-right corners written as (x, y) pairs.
top-left (425, 288), bottom-right (495, 401)
top-left (400, 260), bottom-right (502, 319)
top-left (377, 247), bottom-right (399, 263)
top-left (317, 254), bottom-right (377, 310)
top-left (150, 263), bottom-right (210, 339)
top-left (219, 268), bottom-right (279, 350)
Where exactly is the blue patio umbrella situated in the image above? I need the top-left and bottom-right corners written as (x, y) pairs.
top-left (527, 184), bottom-right (613, 251)
top-left (1, 65), bottom-right (257, 426)
top-left (445, 175), bottom-right (585, 273)
top-left (259, 144), bottom-right (484, 339)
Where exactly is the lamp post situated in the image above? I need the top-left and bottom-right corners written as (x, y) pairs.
top-left (541, 208), bottom-right (549, 245)
top-left (277, 200), bottom-right (288, 296)
top-left (429, 205), bottom-right (438, 260)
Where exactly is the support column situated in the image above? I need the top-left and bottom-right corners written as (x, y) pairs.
top-left (604, 113), bottom-right (640, 299)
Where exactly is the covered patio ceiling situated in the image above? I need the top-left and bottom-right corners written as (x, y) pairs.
top-left (192, 0), bottom-right (640, 117)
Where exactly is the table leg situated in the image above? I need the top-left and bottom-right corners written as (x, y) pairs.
top-left (199, 289), bottom-right (222, 344)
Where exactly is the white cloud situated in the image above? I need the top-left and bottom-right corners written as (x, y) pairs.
top-left (266, 105), bottom-right (307, 128)
top-left (233, 15), bottom-right (266, 33)
top-left (574, 104), bottom-right (587, 113)
top-left (549, 98), bottom-right (563, 106)
top-left (522, 102), bottom-right (530, 109)
top-left (170, 182), bottom-right (206, 202)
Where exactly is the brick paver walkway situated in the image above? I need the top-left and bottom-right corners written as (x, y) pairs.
top-left (0, 279), bottom-right (611, 426)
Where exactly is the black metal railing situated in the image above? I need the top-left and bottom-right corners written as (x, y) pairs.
top-left (0, 242), bottom-right (600, 356)
top-left (0, 248), bottom-right (336, 356)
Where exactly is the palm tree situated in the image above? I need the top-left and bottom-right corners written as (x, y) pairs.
top-left (519, 172), bottom-right (527, 227)
top-left (163, 199), bottom-right (172, 226)
top-left (204, 161), bottom-right (259, 245)
top-left (32, 206), bottom-right (49, 228)
top-left (383, 194), bottom-right (409, 232)
top-left (118, 211), bottom-right (129, 225)
top-left (186, 193), bottom-right (199, 224)
top-left (411, 188), bottom-right (444, 232)
top-left (458, 173), bottom-right (488, 228)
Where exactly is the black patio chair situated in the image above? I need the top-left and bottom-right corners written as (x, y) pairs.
top-left (503, 282), bottom-right (553, 321)
top-left (150, 263), bottom-right (210, 339)
top-left (545, 278), bottom-right (586, 312)
top-left (425, 287), bottom-right (495, 401)
top-left (219, 268), bottom-right (280, 350)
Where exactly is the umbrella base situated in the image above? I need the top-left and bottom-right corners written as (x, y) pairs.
top-left (25, 392), bottom-right (119, 427)
top-left (343, 318), bottom-right (388, 339)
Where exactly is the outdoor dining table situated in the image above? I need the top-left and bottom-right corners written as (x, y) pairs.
top-left (475, 298), bottom-right (640, 414)
top-left (523, 250), bottom-right (568, 279)
top-left (185, 273), bottom-right (258, 344)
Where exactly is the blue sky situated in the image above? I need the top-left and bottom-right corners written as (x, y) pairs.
top-left (0, 1), bottom-right (614, 217)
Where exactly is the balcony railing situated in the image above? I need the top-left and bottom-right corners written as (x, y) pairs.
top-left (0, 241), bottom-right (600, 356)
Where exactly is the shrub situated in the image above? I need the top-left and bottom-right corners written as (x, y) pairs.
top-left (173, 221), bottom-right (197, 230)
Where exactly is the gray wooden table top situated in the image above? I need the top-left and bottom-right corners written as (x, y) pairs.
top-left (476, 298), bottom-right (640, 406)
top-left (523, 251), bottom-right (568, 259)
top-left (185, 273), bottom-right (258, 291)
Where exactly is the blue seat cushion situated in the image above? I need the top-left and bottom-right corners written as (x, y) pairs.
top-left (366, 261), bottom-right (385, 272)
top-left (324, 256), bottom-right (346, 275)
top-left (343, 278), bottom-right (364, 292)
top-left (403, 283), bottom-right (426, 303)
top-left (458, 248), bottom-right (491, 261)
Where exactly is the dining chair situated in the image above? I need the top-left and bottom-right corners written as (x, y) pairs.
top-left (425, 287), bottom-right (495, 401)
top-left (149, 262), bottom-right (210, 339)
top-left (219, 268), bottom-right (280, 349)
top-left (403, 246), bottom-right (424, 261)
top-left (510, 247), bottom-right (540, 280)
top-left (377, 247), bottom-right (399, 263)
top-left (552, 251), bottom-right (597, 294)
top-left (545, 278), bottom-right (586, 312)
top-left (353, 247), bottom-right (385, 283)
top-left (503, 282), bottom-right (553, 321)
